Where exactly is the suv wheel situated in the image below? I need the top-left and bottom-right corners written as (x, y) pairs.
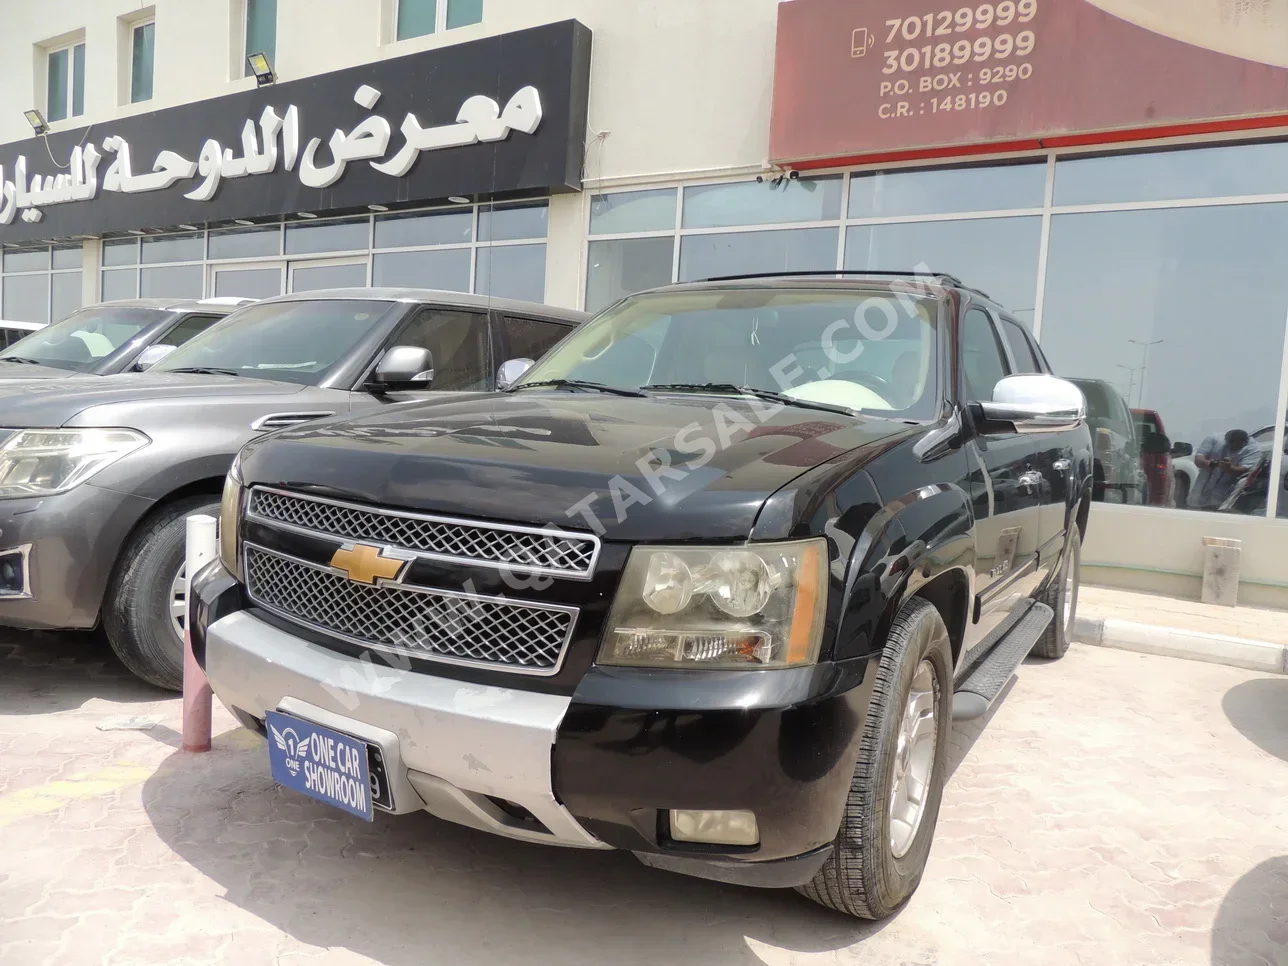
top-left (798, 596), bottom-right (952, 919)
top-left (1030, 523), bottom-right (1081, 659)
top-left (103, 496), bottom-right (219, 690)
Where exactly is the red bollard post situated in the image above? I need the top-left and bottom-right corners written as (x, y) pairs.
top-left (182, 514), bottom-right (218, 753)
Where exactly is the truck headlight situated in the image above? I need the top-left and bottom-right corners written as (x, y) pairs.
top-left (0, 429), bottom-right (149, 498)
top-left (218, 454), bottom-right (245, 582)
top-left (598, 539), bottom-right (827, 670)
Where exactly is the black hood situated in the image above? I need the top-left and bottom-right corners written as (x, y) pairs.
top-left (0, 371), bottom-right (304, 428)
top-left (239, 392), bottom-right (914, 542)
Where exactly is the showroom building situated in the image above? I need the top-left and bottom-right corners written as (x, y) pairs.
top-left (1, 0), bottom-right (1288, 604)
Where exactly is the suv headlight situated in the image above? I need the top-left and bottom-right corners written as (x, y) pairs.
top-left (218, 453), bottom-right (245, 582)
top-left (598, 539), bottom-right (827, 670)
top-left (0, 429), bottom-right (149, 498)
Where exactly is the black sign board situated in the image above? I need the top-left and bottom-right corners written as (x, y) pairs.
top-left (0, 19), bottom-right (591, 245)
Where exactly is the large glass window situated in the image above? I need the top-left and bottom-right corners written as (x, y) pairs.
top-left (395, 0), bottom-right (481, 40)
top-left (590, 189), bottom-right (676, 235)
top-left (131, 21), bottom-right (155, 103)
top-left (244, 0), bottom-right (277, 75)
top-left (1040, 203), bottom-right (1288, 516)
top-left (285, 218), bottom-right (369, 255)
top-left (2, 244), bottom-right (84, 323)
top-left (47, 42), bottom-right (86, 123)
top-left (679, 228), bottom-right (836, 283)
top-left (587, 237), bottom-right (673, 313)
top-left (1054, 142), bottom-right (1288, 206)
top-left (475, 245), bottom-right (545, 302)
top-left (845, 218), bottom-right (1043, 321)
top-left (683, 177), bottom-right (842, 229)
top-left (373, 249), bottom-right (471, 291)
top-left (849, 163), bottom-right (1046, 218)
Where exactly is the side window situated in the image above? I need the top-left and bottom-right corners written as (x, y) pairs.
top-left (960, 308), bottom-right (1010, 401)
top-left (162, 314), bottom-right (223, 348)
top-left (394, 309), bottom-right (490, 391)
top-left (503, 316), bottom-right (569, 362)
top-left (998, 318), bottom-right (1042, 374)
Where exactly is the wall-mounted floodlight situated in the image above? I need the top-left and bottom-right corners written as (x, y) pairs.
top-left (24, 110), bottom-right (48, 135)
top-left (247, 52), bottom-right (276, 87)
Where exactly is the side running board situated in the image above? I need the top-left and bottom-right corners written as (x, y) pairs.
top-left (952, 601), bottom-right (1054, 721)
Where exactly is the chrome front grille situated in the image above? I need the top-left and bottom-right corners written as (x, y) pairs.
top-left (244, 545), bottom-right (575, 674)
top-left (248, 487), bottom-right (599, 578)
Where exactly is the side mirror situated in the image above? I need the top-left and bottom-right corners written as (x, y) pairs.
top-left (977, 374), bottom-right (1087, 434)
top-left (497, 357), bottom-right (535, 390)
top-left (1171, 441), bottom-right (1194, 458)
top-left (134, 344), bottom-right (176, 371)
top-left (372, 345), bottom-right (434, 389)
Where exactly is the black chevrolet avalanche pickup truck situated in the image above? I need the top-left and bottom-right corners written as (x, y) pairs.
top-left (193, 272), bottom-right (1093, 918)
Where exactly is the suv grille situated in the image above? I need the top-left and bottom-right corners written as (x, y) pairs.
top-left (248, 487), bottom-right (599, 578)
top-left (244, 545), bottom-right (575, 674)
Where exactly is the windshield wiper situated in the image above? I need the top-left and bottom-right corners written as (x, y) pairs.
top-left (0, 356), bottom-right (39, 365)
top-left (643, 383), bottom-right (856, 417)
top-left (508, 378), bottom-right (647, 398)
top-left (165, 366), bottom-right (243, 377)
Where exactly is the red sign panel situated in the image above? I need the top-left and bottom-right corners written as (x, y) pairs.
top-left (770, 0), bottom-right (1288, 164)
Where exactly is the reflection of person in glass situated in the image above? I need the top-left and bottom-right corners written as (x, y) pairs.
top-left (1189, 429), bottom-right (1261, 511)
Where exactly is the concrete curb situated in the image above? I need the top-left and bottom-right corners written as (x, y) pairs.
top-left (1074, 616), bottom-right (1288, 675)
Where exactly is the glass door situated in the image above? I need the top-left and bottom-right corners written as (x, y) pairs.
top-left (288, 258), bottom-right (369, 293)
top-left (211, 261), bottom-right (286, 299)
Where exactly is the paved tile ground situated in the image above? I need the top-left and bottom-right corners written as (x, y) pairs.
top-left (1, 630), bottom-right (1286, 966)
top-left (1080, 585), bottom-right (1288, 647)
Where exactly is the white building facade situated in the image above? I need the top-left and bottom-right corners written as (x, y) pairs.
top-left (2, 0), bottom-right (1288, 604)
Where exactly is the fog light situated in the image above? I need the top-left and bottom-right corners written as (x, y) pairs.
top-left (669, 809), bottom-right (759, 846)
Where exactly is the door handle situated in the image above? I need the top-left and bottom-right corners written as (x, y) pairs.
top-left (1053, 459), bottom-right (1072, 472)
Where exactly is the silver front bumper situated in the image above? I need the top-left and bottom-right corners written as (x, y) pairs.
top-left (205, 610), bottom-right (608, 850)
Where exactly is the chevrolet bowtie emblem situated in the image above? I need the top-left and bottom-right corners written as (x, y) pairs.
top-left (329, 543), bottom-right (410, 585)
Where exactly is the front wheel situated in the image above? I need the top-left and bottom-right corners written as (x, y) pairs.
top-left (798, 597), bottom-right (953, 919)
top-left (103, 496), bottom-right (220, 690)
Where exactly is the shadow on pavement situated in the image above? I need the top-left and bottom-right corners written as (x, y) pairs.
top-left (1221, 678), bottom-right (1288, 763)
top-left (1211, 855), bottom-right (1288, 965)
top-left (0, 628), bottom-right (171, 714)
top-left (139, 730), bottom-right (889, 965)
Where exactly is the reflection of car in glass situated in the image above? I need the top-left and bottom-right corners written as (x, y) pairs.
top-left (0, 290), bottom-right (585, 692)
top-left (1130, 408), bottom-right (1175, 506)
top-left (195, 272), bottom-right (1094, 921)
top-left (0, 299), bottom-right (253, 381)
top-left (1068, 378), bottom-right (1147, 505)
top-left (0, 320), bottom-right (45, 349)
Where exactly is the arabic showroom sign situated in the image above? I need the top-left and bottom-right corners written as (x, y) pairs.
top-left (1, 85), bottom-right (542, 225)
top-left (0, 19), bottom-right (592, 243)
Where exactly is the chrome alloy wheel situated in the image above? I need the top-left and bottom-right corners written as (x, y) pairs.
top-left (1063, 541), bottom-right (1081, 639)
top-left (169, 564), bottom-right (187, 642)
top-left (889, 660), bottom-right (938, 859)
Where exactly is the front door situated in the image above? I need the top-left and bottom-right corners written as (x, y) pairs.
top-left (959, 306), bottom-right (1043, 660)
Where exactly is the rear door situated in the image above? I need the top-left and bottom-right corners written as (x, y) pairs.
top-left (996, 314), bottom-right (1070, 568)
top-left (959, 305), bottom-right (1043, 660)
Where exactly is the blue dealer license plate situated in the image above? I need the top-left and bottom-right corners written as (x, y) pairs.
top-left (267, 711), bottom-right (374, 821)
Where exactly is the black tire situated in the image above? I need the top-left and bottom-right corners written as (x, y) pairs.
top-left (1174, 474), bottom-right (1190, 509)
top-left (103, 496), bottom-right (219, 690)
top-left (1031, 523), bottom-right (1081, 660)
top-left (798, 596), bottom-right (953, 919)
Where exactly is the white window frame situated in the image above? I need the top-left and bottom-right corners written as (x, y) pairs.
top-left (393, 0), bottom-right (479, 41)
top-left (45, 39), bottom-right (86, 123)
top-left (130, 19), bottom-right (156, 104)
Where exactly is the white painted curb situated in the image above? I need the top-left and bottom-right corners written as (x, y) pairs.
top-left (1074, 616), bottom-right (1288, 675)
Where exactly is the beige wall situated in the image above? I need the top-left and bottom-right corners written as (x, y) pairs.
top-left (1083, 504), bottom-right (1288, 607)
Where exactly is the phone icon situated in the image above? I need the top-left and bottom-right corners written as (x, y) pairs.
top-left (852, 27), bottom-right (870, 58)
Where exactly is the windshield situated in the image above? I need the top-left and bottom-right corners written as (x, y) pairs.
top-left (152, 300), bottom-right (393, 386)
top-left (516, 288), bottom-right (941, 418)
top-left (1, 306), bottom-right (170, 372)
